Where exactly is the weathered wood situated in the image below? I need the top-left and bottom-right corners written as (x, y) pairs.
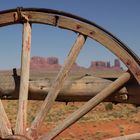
top-left (0, 73), bottom-right (117, 100)
top-left (0, 100), bottom-right (12, 138)
top-left (27, 11), bottom-right (56, 25)
top-left (0, 71), bottom-right (140, 104)
top-left (39, 72), bottom-right (131, 140)
top-left (0, 8), bottom-right (140, 140)
top-left (0, 11), bottom-right (56, 27)
top-left (0, 9), bottom-right (140, 84)
top-left (106, 133), bottom-right (140, 140)
top-left (0, 12), bottom-right (16, 26)
top-left (27, 34), bottom-right (86, 139)
top-left (57, 16), bottom-right (140, 84)
top-left (15, 22), bottom-right (32, 135)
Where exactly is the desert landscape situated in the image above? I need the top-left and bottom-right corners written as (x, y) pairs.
top-left (30, 56), bottom-right (123, 71)
top-left (0, 2), bottom-right (139, 139)
top-left (2, 100), bottom-right (140, 140)
top-left (1, 56), bottom-right (140, 139)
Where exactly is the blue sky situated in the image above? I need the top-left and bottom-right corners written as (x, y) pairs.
top-left (0, 0), bottom-right (140, 69)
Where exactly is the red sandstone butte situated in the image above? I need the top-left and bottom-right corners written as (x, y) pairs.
top-left (71, 62), bottom-right (86, 72)
top-left (30, 56), bottom-right (84, 72)
top-left (30, 56), bottom-right (123, 72)
top-left (30, 56), bottom-right (61, 71)
top-left (89, 59), bottom-right (123, 71)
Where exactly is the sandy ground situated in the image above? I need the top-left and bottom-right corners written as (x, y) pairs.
top-left (39, 119), bottom-right (140, 140)
top-left (2, 101), bottom-right (140, 140)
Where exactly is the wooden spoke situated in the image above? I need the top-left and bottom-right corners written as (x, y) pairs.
top-left (39, 72), bottom-right (131, 140)
top-left (15, 22), bottom-right (32, 135)
top-left (27, 34), bottom-right (87, 139)
top-left (0, 100), bottom-right (12, 138)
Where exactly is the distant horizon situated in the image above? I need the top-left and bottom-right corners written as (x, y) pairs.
top-left (0, 1), bottom-right (139, 70)
top-left (0, 55), bottom-right (126, 70)
top-left (30, 55), bottom-right (123, 69)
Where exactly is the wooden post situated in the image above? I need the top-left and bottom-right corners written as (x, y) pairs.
top-left (0, 100), bottom-right (12, 138)
top-left (39, 72), bottom-right (131, 140)
top-left (27, 34), bottom-right (86, 139)
top-left (15, 22), bottom-right (32, 135)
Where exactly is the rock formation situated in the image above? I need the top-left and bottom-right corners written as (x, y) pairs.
top-left (30, 56), bottom-right (61, 71)
top-left (71, 62), bottom-right (86, 72)
top-left (30, 56), bottom-right (123, 71)
top-left (90, 61), bottom-right (107, 70)
top-left (30, 56), bottom-right (84, 71)
top-left (89, 59), bottom-right (123, 71)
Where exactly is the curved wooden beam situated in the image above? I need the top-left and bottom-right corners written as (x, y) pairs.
top-left (0, 9), bottom-right (140, 84)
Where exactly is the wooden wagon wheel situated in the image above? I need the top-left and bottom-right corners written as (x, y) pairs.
top-left (0, 8), bottom-right (140, 140)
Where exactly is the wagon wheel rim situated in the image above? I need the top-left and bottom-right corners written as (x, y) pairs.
top-left (0, 8), bottom-right (140, 140)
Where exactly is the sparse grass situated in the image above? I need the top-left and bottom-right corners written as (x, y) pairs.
top-left (1, 99), bottom-right (140, 139)
top-left (3, 101), bottom-right (139, 125)
top-left (118, 125), bottom-right (125, 136)
top-left (105, 102), bottom-right (113, 111)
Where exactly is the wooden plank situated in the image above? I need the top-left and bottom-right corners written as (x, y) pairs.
top-left (27, 11), bottom-right (56, 25)
top-left (39, 72), bottom-right (131, 140)
top-left (15, 22), bottom-right (32, 135)
top-left (27, 34), bottom-right (86, 139)
top-left (0, 100), bottom-right (12, 138)
top-left (0, 71), bottom-right (139, 104)
top-left (0, 11), bottom-right (56, 27)
top-left (0, 12), bottom-right (16, 26)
